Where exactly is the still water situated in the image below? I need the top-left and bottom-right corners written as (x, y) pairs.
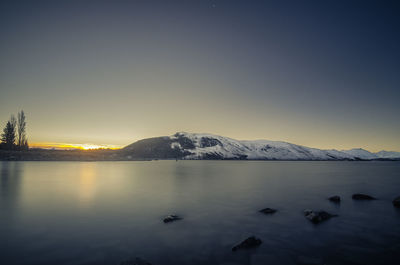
top-left (1, 161), bottom-right (399, 265)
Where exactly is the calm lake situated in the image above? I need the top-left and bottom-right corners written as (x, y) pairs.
top-left (1, 161), bottom-right (399, 265)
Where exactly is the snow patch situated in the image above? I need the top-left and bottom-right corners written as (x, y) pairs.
top-left (171, 142), bottom-right (181, 149)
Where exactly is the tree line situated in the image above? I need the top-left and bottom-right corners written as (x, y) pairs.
top-left (0, 110), bottom-right (28, 150)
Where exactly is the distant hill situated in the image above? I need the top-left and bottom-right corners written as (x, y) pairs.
top-left (1, 132), bottom-right (398, 161)
top-left (121, 132), bottom-right (400, 160)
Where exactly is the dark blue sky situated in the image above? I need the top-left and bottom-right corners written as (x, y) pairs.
top-left (1, 0), bottom-right (399, 151)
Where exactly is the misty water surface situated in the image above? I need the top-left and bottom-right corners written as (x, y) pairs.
top-left (1, 161), bottom-right (400, 265)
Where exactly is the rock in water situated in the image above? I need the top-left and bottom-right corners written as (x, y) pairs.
top-left (352, 193), bottom-right (376, 200)
top-left (393, 196), bottom-right (400, 208)
top-left (328, 195), bottom-right (341, 203)
top-left (304, 209), bottom-right (337, 224)
top-left (259, 208), bottom-right (277, 214)
top-left (232, 236), bottom-right (262, 251)
top-left (163, 214), bottom-right (182, 223)
top-left (120, 257), bottom-right (152, 265)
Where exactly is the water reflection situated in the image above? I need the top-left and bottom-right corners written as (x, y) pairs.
top-left (78, 163), bottom-right (97, 207)
top-left (0, 161), bottom-right (399, 265)
top-left (0, 162), bottom-right (23, 211)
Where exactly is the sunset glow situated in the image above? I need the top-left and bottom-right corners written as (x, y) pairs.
top-left (29, 142), bottom-right (121, 150)
top-left (1, 1), bottom-right (399, 152)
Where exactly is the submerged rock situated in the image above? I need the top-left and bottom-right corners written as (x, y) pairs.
top-left (393, 196), bottom-right (400, 208)
top-left (259, 208), bottom-right (277, 214)
top-left (120, 257), bottom-right (152, 265)
top-left (328, 195), bottom-right (341, 203)
top-left (163, 214), bottom-right (182, 223)
top-left (304, 209), bottom-right (337, 224)
top-left (352, 193), bottom-right (376, 200)
top-left (232, 236), bottom-right (262, 251)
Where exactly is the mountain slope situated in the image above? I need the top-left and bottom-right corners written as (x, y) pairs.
top-left (121, 132), bottom-right (400, 160)
top-left (340, 148), bottom-right (378, 160)
top-left (375, 150), bottom-right (400, 159)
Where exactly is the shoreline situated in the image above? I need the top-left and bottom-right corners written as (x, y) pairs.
top-left (1, 150), bottom-right (399, 162)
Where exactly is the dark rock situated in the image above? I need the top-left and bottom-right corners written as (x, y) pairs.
top-left (163, 214), bottom-right (182, 223)
top-left (304, 209), bottom-right (338, 224)
top-left (328, 195), bottom-right (341, 203)
top-left (352, 193), bottom-right (376, 200)
top-left (200, 137), bottom-right (222, 148)
top-left (259, 208), bottom-right (277, 214)
top-left (120, 257), bottom-right (152, 265)
top-left (232, 236), bottom-right (262, 251)
top-left (393, 196), bottom-right (400, 208)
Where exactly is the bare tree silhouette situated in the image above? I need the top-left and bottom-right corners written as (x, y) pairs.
top-left (17, 110), bottom-right (28, 150)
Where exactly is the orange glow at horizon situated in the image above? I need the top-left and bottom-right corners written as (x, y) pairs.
top-left (29, 142), bottom-right (122, 150)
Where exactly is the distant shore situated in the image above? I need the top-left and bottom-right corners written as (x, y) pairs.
top-left (1, 149), bottom-right (399, 162)
top-left (0, 149), bottom-right (120, 161)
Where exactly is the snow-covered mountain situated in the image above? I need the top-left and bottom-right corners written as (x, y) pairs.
top-left (340, 148), bottom-right (400, 160)
top-left (340, 148), bottom-right (379, 160)
top-left (375, 150), bottom-right (400, 159)
top-left (122, 132), bottom-right (400, 160)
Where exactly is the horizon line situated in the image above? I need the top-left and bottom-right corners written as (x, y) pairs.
top-left (27, 132), bottom-right (400, 153)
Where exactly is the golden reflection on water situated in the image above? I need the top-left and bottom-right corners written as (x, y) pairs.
top-left (78, 163), bottom-right (97, 207)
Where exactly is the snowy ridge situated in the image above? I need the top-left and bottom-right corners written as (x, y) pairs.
top-left (123, 132), bottom-right (400, 160)
top-left (170, 132), bottom-right (346, 160)
top-left (340, 148), bottom-right (379, 160)
top-left (375, 150), bottom-right (400, 159)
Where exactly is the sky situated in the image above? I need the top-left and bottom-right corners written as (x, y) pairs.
top-left (0, 0), bottom-right (399, 151)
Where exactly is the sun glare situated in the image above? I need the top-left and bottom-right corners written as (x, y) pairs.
top-left (79, 144), bottom-right (103, 150)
